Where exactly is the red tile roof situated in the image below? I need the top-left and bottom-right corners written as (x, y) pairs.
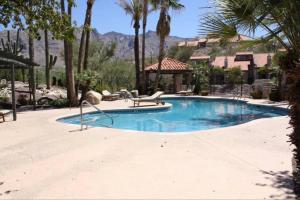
top-left (207, 53), bottom-right (273, 71)
top-left (212, 56), bottom-right (250, 71)
top-left (178, 34), bottom-right (253, 47)
top-left (145, 57), bottom-right (191, 71)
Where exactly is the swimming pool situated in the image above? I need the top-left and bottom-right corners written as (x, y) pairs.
top-left (58, 98), bottom-right (288, 133)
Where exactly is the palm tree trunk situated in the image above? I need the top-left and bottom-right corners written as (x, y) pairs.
top-left (76, 0), bottom-right (91, 96)
top-left (44, 29), bottom-right (50, 89)
top-left (154, 35), bottom-right (165, 92)
top-left (61, 0), bottom-right (78, 106)
top-left (80, 0), bottom-right (94, 102)
top-left (76, 28), bottom-right (85, 97)
top-left (141, 0), bottom-right (148, 94)
top-left (134, 21), bottom-right (141, 91)
top-left (288, 61), bottom-right (300, 195)
top-left (77, 28), bottom-right (86, 73)
top-left (82, 3), bottom-right (92, 71)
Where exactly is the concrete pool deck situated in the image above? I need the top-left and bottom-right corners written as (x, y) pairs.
top-left (0, 96), bottom-right (295, 199)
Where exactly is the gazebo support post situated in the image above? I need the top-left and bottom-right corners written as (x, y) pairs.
top-left (10, 64), bottom-right (17, 121)
top-left (32, 65), bottom-right (36, 110)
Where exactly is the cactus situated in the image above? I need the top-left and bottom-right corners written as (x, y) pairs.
top-left (46, 53), bottom-right (57, 89)
top-left (49, 54), bottom-right (57, 70)
top-left (0, 30), bottom-right (23, 55)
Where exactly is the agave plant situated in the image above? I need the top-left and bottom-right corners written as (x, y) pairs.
top-left (200, 0), bottom-right (300, 194)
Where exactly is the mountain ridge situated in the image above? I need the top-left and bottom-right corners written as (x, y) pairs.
top-left (0, 29), bottom-right (192, 67)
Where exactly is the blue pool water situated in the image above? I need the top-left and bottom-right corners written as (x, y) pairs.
top-left (58, 98), bottom-right (288, 133)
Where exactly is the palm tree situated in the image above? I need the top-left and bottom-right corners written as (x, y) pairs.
top-left (60, 0), bottom-right (78, 106)
top-left (200, 0), bottom-right (300, 194)
top-left (118, 0), bottom-right (143, 92)
top-left (141, 0), bottom-right (149, 94)
top-left (153, 0), bottom-right (184, 91)
top-left (77, 0), bottom-right (95, 100)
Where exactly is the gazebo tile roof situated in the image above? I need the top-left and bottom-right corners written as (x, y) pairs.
top-left (145, 57), bottom-right (190, 71)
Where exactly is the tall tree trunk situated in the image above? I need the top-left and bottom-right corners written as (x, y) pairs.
top-left (44, 29), bottom-right (50, 89)
top-left (80, 0), bottom-right (95, 102)
top-left (76, 28), bottom-right (86, 95)
top-left (154, 35), bottom-right (165, 92)
top-left (14, 29), bottom-right (25, 83)
top-left (134, 21), bottom-right (140, 92)
top-left (76, 0), bottom-right (91, 96)
top-left (61, 0), bottom-right (78, 106)
top-left (82, 1), bottom-right (92, 71)
top-left (141, 0), bottom-right (148, 94)
top-left (286, 57), bottom-right (300, 195)
top-left (28, 33), bottom-right (36, 110)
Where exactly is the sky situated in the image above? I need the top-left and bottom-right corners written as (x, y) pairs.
top-left (0, 0), bottom-right (264, 39)
top-left (72, 0), bottom-right (213, 38)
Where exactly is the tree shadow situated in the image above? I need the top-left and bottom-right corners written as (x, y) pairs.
top-left (256, 170), bottom-right (295, 199)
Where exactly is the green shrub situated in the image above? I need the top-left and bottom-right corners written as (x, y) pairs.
top-left (269, 89), bottom-right (282, 102)
top-left (257, 66), bottom-right (269, 79)
top-left (17, 94), bottom-right (29, 105)
top-left (201, 90), bottom-right (209, 96)
top-left (226, 67), bottom-right (243, 85)
top-left (49, 99), bottom-right (70, 108)
top-left (192, 63), bottom-right (210, 94)
top-left (0, 96), bottom-right (9, 102)
top-left (210, 67), bottom-right (225, 84)
top-left (250, 90), bottom-right (263, 99)
top-left (167, 45), bottom-right (194, 63)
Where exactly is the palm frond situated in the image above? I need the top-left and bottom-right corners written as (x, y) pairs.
top-left (169, 0), bottom-right (184, 10)
top-left (117, 0), bottom-right (135, 16)
top-left (200, 14), bottom-right (238, 42)
top-left (117, 0), bottom-right (143, 26)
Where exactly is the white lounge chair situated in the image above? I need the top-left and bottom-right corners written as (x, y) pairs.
top-left (102, 90), bottom-right (120, 101)
top-left (132, 91), bottom-right (164, 107)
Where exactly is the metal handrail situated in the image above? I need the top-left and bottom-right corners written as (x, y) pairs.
top-left (80, 100), bottom-right (114, 130)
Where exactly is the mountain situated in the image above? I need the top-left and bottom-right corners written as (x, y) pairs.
top-left (0, 29), bottom-right (192, 68)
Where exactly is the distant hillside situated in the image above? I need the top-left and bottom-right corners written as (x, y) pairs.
top-left (0, 28), bottom-right (192, 68)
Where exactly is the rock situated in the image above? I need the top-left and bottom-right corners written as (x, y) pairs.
top-left (0, 79), bottom-right (7, 86)
top-left (86, 91), bottom-right (102, 105)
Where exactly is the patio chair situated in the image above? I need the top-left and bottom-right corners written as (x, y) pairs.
top-left (132, 91), bottom-right (164, 107)
top-left (119, 89), bottom-right (134, 102)
top-left (102, 90), bottom-right (120, 101)
top-left (0, 109), bottom-right (11, 123)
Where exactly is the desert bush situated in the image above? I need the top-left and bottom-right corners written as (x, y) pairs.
top-left (257, 66), bottom-right (269, 79)
top-left (17, 94), bottom-right (29, 105)
top-left (250, 90), bottom-right (263, 99)
top-left (49, 99), bottom-right (70, 108)
top-left (167, 45), bottom-right (194, 63)
top-left (192, 63), bottom-right (210, 94)
top-left (226, 67), bottom-right (243, 86)
top-left (210, 66), bottom-right (225, 85)
top-left (201, 90), bottom-right (209, 96)
top-left (0, 96), bottom-right (9, 102)
top-left (269, 88), bottom-right (282, 102)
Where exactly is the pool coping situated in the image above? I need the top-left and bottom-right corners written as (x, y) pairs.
top-left (56, 102), bottom-right (173, 121)
top-left (55, 95), bottom-right (289, 134)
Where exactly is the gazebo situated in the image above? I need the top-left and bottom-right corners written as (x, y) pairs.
top-left (0, 50), bottom-right (39, 121)
top-left (145, 57), bottom-right (193, 93)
